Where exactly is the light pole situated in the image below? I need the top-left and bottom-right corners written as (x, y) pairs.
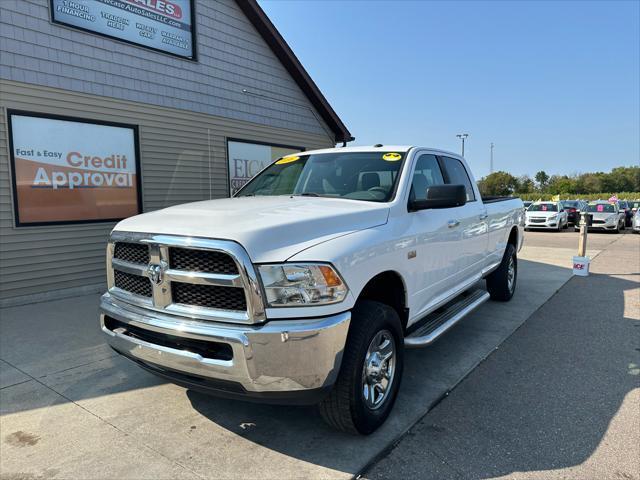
top-left (456, 133), bottom-right (469, 156)
top-left (490, 142), bottom-right (494, 173)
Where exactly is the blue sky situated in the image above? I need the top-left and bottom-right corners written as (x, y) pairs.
top-left (259, 0), bottom-right (640, 179)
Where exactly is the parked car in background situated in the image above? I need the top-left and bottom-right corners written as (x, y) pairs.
top-left (560, 200), bottom-right (583, 226)
top-left (523, 200), bottom-right (532, 210)
top-left (630, 200), bottom-right (640, 214)
top-left (633, 208), bottom-right (640, 233)
top-left (618, 200), bottom-right (633, 227)
top-left (577, 201), bottom-right (626, 233)
top-left (525, 201), bottom-right (568, 231)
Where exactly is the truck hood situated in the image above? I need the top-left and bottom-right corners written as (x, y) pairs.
top-left (114, 196), bottom-right (389, 263)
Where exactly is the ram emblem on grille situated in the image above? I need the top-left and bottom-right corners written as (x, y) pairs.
top-left (147, 264), bottom-right (164, 285)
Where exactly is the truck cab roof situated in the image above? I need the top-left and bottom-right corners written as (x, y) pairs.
top-left (300, 145), bottom-right (463, 159)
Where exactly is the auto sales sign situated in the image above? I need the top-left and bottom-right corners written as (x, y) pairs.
top-left (51, 0), bottom-right (195, 59)
top-left (9, 112), bottom-right (141, 225)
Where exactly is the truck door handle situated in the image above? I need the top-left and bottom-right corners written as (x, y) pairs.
top-left (479, 213), bottom-right (488, 220)
top-left (448, 219), bottom-right (460, 228)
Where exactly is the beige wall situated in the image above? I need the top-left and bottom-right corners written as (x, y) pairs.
top-left (0, 80), bottom-right (334, 305)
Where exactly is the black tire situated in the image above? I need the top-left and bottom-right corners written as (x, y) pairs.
top-left (319, 300), bottom-right (404, 435)
top-left (486, 243), bottom-right (517, 302)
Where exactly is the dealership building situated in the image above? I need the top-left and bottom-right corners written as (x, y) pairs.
top-left (0, 0), bottom-right (352, 306)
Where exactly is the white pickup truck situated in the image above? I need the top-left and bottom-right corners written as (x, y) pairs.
top-left (100, 146), bottom-right (524, 434)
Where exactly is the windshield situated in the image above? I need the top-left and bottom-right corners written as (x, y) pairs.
top-left (618, 201), bottom-right (628, 209)
top-left (235, 151), bottom-right (406, 202)
top-left (587, 203), bottom-right (616, 213)
top-left (528, 203), bottom-right (558, 212)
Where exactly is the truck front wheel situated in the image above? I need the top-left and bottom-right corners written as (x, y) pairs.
top-left (319, 300), bottom-right (404, 434)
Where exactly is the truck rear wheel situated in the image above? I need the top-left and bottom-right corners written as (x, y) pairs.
top-left (486, 243), bottom-right (517, 301)
top-left (319, 300), bottom-right (404, 435)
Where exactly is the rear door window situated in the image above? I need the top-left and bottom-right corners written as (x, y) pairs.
top-left (410, 154), bottom-right (445, 201)
top-left (439, 156), bottom-right (476, 201)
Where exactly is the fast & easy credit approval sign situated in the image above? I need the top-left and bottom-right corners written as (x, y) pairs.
top-left (8, 112), bottom-right (141, 226)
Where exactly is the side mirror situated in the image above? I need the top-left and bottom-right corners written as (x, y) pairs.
top-left (409, 184), bottom-right (467, 211)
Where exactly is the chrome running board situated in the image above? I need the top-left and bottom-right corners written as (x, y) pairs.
top-left (404, 289), bottom-right (490, 348)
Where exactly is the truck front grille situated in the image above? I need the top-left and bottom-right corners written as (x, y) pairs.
top-left (114, 242), bottom-right (149, 264)
top-left (169, 247), bottom-right (238, 274)
top-left (172, 282), bottom-right (247, 310)
top-left (108, 234), bottom-right (265, 324)
top-left (114, 270), bottom-right (152, 297)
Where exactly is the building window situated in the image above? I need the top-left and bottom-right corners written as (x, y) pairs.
top-left (227, 139), bottom-right (303, 196)
top-left (8, 111), bottom-right (142, 226)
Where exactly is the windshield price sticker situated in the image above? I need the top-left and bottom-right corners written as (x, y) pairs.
top-left (382, 152), bottom-right (402, 161)
top-left (597, 205), bottom-right (604, 212)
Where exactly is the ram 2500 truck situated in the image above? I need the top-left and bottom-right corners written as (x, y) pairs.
top-left (100, 146), bottom-right (524, 434)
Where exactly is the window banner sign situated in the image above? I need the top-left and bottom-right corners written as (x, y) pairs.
top-left (8, 112), bottom-right (142, 226)
top-left (227, 140), bottom-right (302, 196)
top-left (50, 0), bottom-right (195, 59)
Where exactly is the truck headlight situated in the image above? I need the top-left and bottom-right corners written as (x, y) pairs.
top-left (257, 263), bottom-right (348, 307)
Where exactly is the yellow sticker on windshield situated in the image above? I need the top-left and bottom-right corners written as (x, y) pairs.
top-left (275, 155), bottom-right (300, 165)
top-left (382, 152), bottom-right (402, 161)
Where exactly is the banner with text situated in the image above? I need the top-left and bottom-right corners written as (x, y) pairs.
top-left (51, 0), bottom-right (194, 59)
top-left (9, 113), bottom-right (140, 225)
top-left (228, 140), bottom-right (301, 196)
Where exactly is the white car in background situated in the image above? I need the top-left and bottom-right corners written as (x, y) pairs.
top-left (524, 201), bottom-right (568, 231)
top-left (577, 201), bottom-right (626, 233)
top-left (632, 208), bottom-right (640, 233)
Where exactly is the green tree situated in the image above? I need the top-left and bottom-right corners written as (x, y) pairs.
top-left (576, 173), bottom-right (602, 194)
top-left (535, 170), bottom-right (549, 190)
top-left (516, 175), bottom-right (535, 194)
top-left (478, 171), bottom-right (519, 196)
top-left (607, 166), bottom-right (640, 192)
top-left (546, 175), bottom-right (577, 194)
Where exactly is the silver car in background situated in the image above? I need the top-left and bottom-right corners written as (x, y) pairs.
top-left (577, 201), bottom-right (626, 233)
top-left (524, 201), bottom-right (568, 231)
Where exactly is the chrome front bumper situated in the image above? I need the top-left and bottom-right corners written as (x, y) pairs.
top-left (100, 293), bottom-right (350, 403)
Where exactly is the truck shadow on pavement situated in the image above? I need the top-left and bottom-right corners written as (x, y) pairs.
top-left (183, 267), bottom-right (639, 478)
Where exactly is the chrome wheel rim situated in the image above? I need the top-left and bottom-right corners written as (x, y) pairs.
top-left (507, 256), bottom-right (516, 292)
top-left (362, 330), bottom-right (396, 410)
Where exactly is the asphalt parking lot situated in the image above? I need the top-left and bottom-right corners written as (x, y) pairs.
top-left (1, 230), bottom-right (638, 480)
